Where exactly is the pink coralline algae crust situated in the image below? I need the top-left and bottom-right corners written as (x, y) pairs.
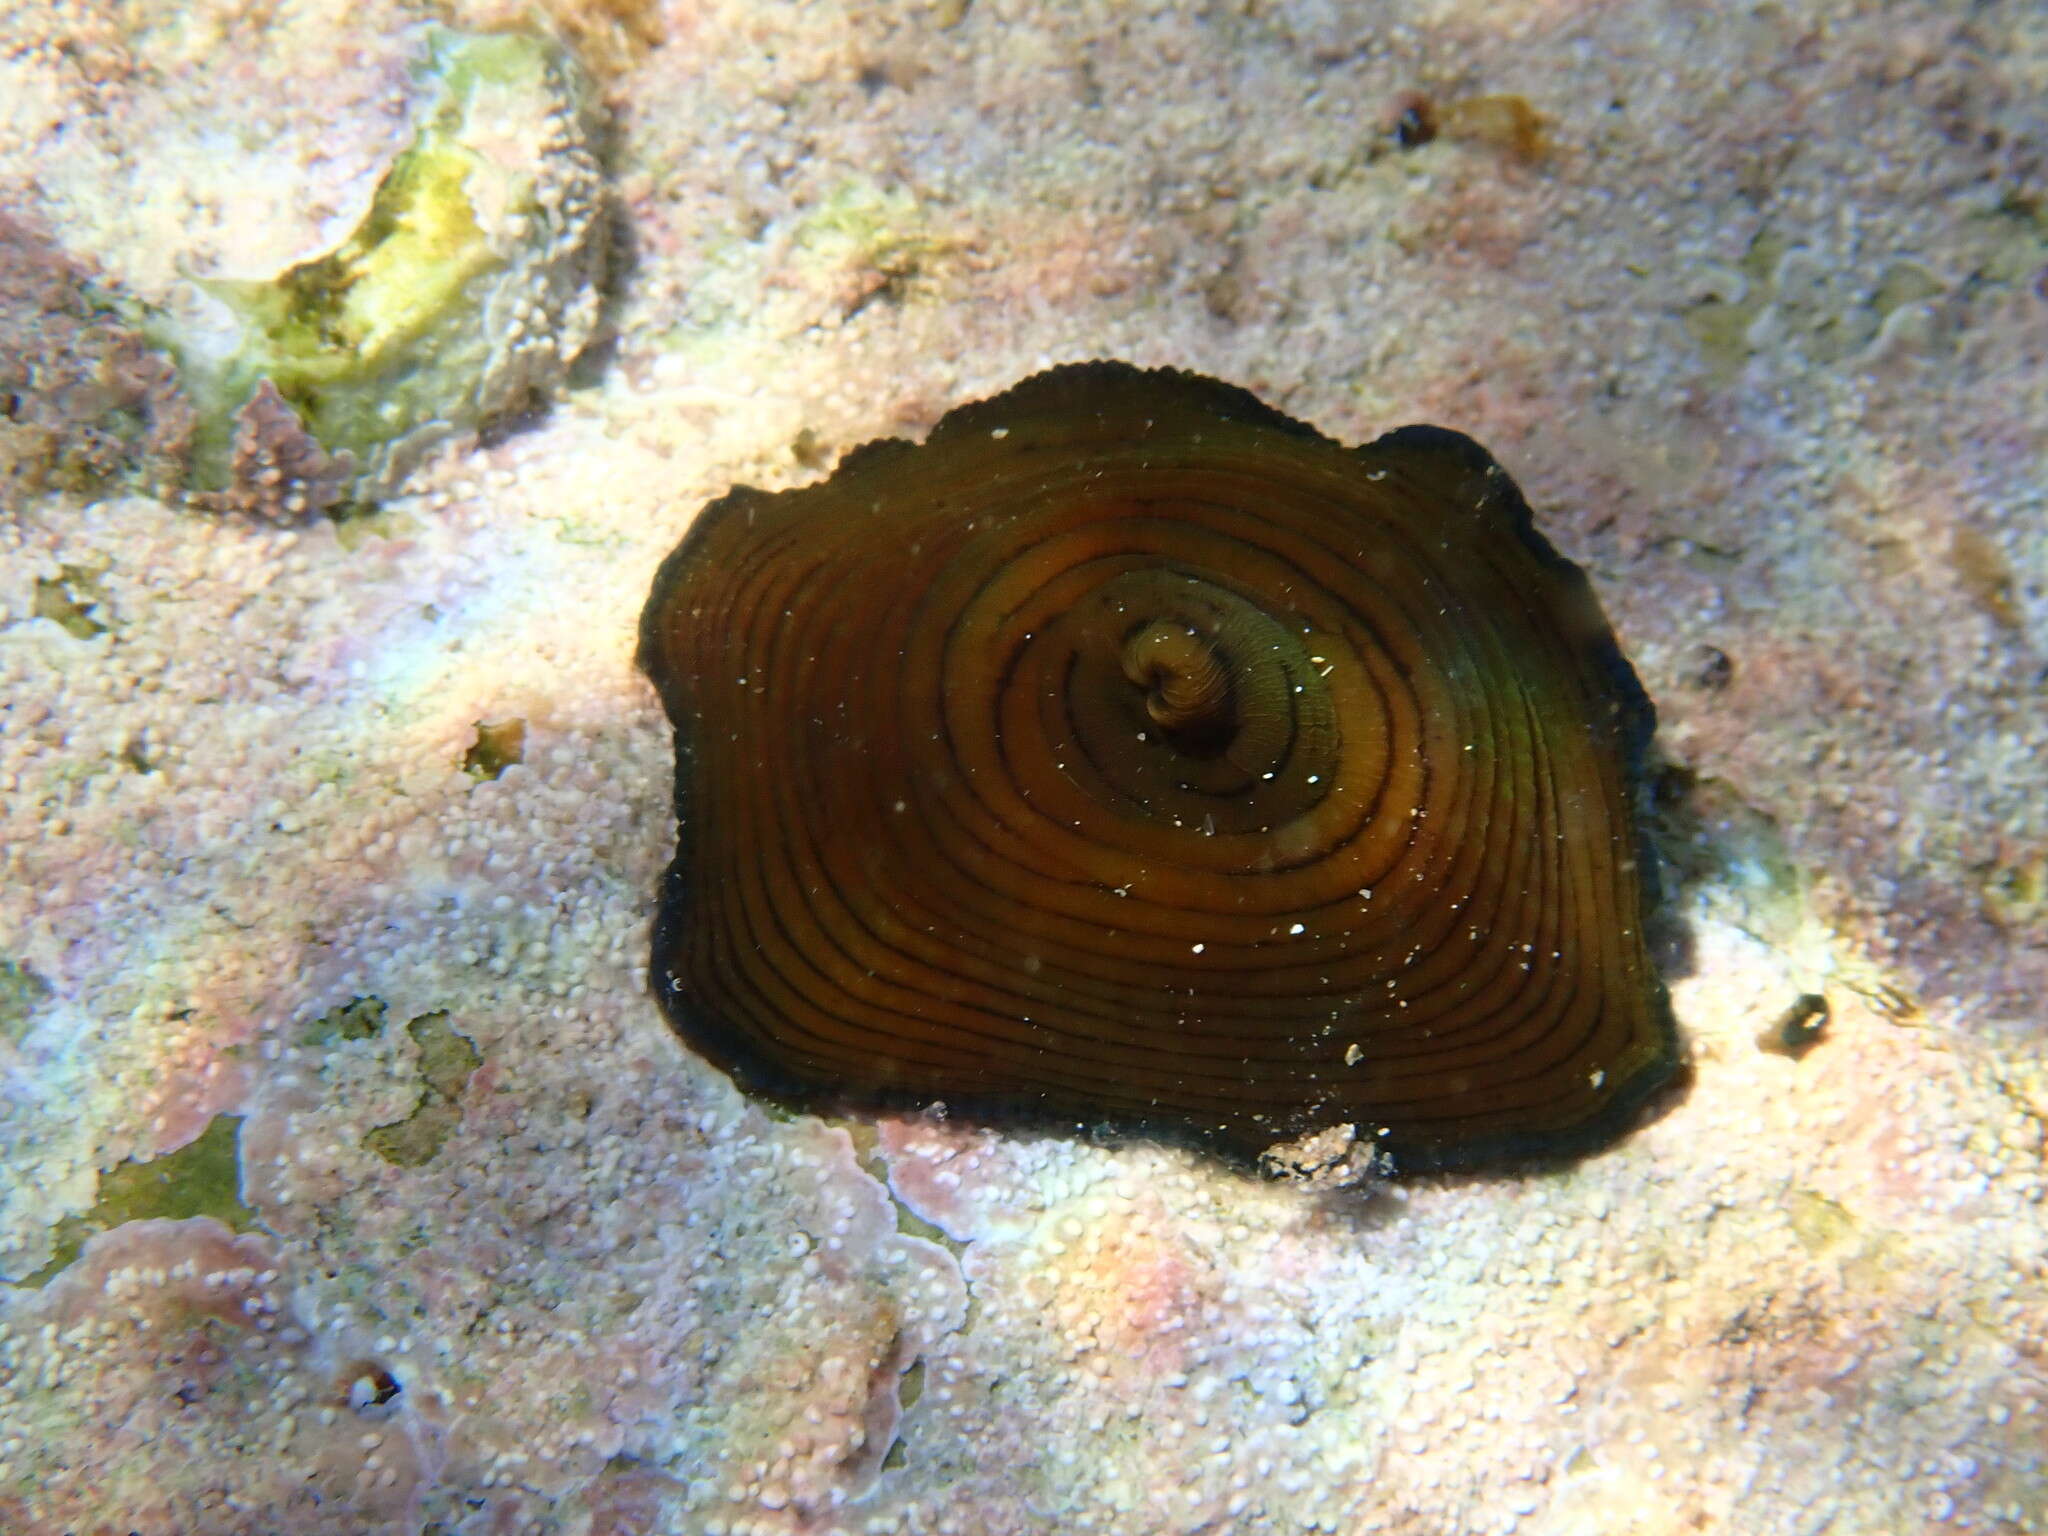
top-left (0, 1218), bottom-right (430, 1535)
top-left (3, 0), bottom-right (2047, 1532)
top-left (204, 377), bottom-right (356, 523)
top-left (235, 1039), bottom-right (967, 1532)
top-left (875, 1119), bottom-right (1397, 1532)
top-left (3, 1093), bottom-right (970, 1533)
top-left (873, 1046), bottom-right (2048, 1535)
top-left (0, 213), bottom-right (193, 499)
top-left (567, 1462), bottom-right (693, 1536)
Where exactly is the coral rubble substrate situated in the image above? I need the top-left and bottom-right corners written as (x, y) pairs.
top-left (0, 2), bottom-right (2044, 1533)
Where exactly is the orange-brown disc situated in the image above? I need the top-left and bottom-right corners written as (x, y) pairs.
top-left (637, 363), bottom-right (1677, 1170)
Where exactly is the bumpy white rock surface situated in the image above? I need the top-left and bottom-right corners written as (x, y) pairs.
top-left (0, 2), bottom-right (2043, 1533)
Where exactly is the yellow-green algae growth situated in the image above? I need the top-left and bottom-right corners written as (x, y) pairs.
top-left (293, 996), bottom-right (482, 1167)
top-left (361, 1011), bottom-right (482, 1168)
top-left (171, 26), bottom-right (607, 503)
top-left (24, 1114), bottom-right (255, 1287)
top-left (0, 961), bottom-right (52, 1046)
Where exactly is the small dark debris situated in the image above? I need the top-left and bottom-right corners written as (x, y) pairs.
top-left (341, 1360), bottom-right (403, 1412)
top-left (853, 53), bottom-right (927, 93)
top-left (1203, 265), bottom-right (1245, 324)
top-left (1687, 644), bottom-right (1734, 691)
top-left (1392, 91), bottom-right (1438, 149)
top-left (791, 426), bottom-right (830, 470)
top-left (1759, 993), bottom-right (1829, 1058)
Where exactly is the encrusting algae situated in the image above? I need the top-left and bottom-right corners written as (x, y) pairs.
top-left (162, 26), bottom-right (608, 515)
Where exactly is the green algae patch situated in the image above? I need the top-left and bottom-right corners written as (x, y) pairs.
top-left (32, 563), bottom-right (112, 639)
top-left (362, 1011), bottom-right (480, 1168)
top-left (1786, 1190), bottom-right (1856, 1254)
top-left (301, 994), bottom-right (390, 1046)
top-left (1686, 228), bottom-right (1956, 378)
top-left (25, 1115), bottom-right (255, 1287)
top-left (462, 717), bottom-right (527, 779)
top-left (1683, 229), bottom-right (1786, 382)
top-left (794, 182), bottom-right (931, 268)
top-left (1982, 851), bottom-right (2048, 931)
top-left (169, 26), bottom-right (607, 511)
top-left (409, 1011), bottom-right (481, 1102)
top-left (791, 181), bottom-right (955, 316)
top-left (0, 959), bottom-right (52, 1045)
top-left (363, 1101), bottom-right (464, 1169)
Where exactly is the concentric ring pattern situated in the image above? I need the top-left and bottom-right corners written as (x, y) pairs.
top-left (637, 363), bottom-right (1676, 1169)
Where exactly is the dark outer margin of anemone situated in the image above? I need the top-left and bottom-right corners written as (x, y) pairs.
top-left (632, 377), bottom-right (1681, 1177)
